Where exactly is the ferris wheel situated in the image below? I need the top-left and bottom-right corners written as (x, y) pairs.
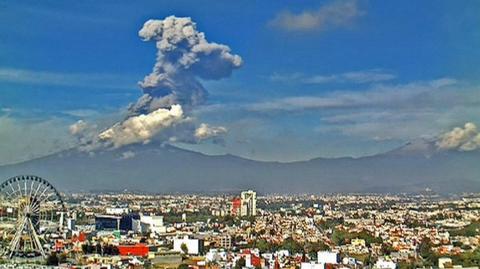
top-left (0, 175), bottom-right (65, 259)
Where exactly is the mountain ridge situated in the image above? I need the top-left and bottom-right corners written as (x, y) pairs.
top-left (0, 141), bottom-right (478, 194)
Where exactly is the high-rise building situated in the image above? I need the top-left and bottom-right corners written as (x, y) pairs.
top-left (240, 190), bottom-right (257, 216)
top-left (67, 218), bottom-right (76, 231)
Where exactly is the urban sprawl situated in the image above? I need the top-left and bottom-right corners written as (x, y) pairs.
top-left (1, 189), bottom-right (480, 269)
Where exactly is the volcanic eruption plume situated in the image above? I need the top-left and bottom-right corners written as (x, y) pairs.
top-left (72, 16), bottom-right (242, 149)
top-left (130, 16), bottom-right (242, 115)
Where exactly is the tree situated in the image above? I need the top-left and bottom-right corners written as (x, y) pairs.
top-left (398, 261), bottom-right (417, 269)
top-left (418, 238), bottom-right (437, 267)
top-left (354, 231), bottom-right (382, 246)
top-left (181, 243), bottom-right (189, 255)
top-left (103, 244), bottom-right (119, 256)
top-left (281, 237), bottom-right (303, 255)
top-left (305, 241), bottom-right (329, 258)
top-left (46, 253), bottom-right (59, 266)
top-left (81, 243), bottom-right (89, 254)
top-left (95, 243), bottom-right (102, 254)
top-left (331, 229), bottom-right (348, 246)
top-left (234, 257), bottom-right (246, 269)
top-left (254, 239), bottom-right (271, 253)
top-left (58, 253), bottom-right (67, 264)
top-left (450, 221), bottom-right (480, 237)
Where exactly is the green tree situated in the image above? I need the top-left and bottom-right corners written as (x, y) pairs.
top-left (332, 229), bottom-right (348, 246)
top-left (354, 231), bottom-right (383, 246)
top-left (46, 253), bottom-right (59, 266)
top-left (254, 239), bottom-right (271, 253)
top-left (398, 261), bottom-right (417, 269)
top-left (178, 264), bottom-right (189, 269)
top-left (451, 248), bottom-right (480, 267)
top-left (305, 241), bottom-right (329, 258)
top-left (450, 221), bottom-right (480, 237)
top-left (281, 237), bottom-right (303, 255)
top-left (234, 257), bottom-right (246, 269)
top-left (58, 253), bottom-right (67, 264)
top-left (418, 238), bottom-right (437, 267)
top-left (181, 243), bottom-right (189, 255)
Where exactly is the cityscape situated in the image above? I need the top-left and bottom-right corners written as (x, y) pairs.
top-left (1, 178), bottom-right (480, 268)
top-left (1, 1), bottom-right (480, 268)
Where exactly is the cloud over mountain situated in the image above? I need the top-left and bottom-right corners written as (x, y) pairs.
top-left (194, 123), bottom-right (227, 140)
top-left (436, 122), bottom-right (480, 151)
top-left (99, 105), bottom-right (187, 148)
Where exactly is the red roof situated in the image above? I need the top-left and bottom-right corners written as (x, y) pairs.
top-left (118, 244), bottom-right (149, 257)
top-left (72, 232), bottom-right (87, 243)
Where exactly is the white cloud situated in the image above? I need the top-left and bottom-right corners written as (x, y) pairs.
top-left (0, 116), bottom-right (74, 165)
top-left (247, 77), bottom-right (480, 145)
top-left (270, 69), bottom-right (396, 84)
top-left (120, 151), bottom-right (136, 160)
top-left (269, 72), bottom-right (304, 82)
top-left (269, 0), bottom-right (364, 32)
top-left (249, 78), bottom-right (458, 112)
top-left (63, 109), bottom-right (101, 118)
top-left (98, 104), bottom-right (186, 148)
top-left (317, 110), bottom-right (442, 141)
top-left (436, 122), bottom-right (480, 151)
top-left (194, 123), bottom-right (227, 140)
top-left (69, 120), bottom-right (88, 135)
top-left (0, 67), bottom-right (137, 89)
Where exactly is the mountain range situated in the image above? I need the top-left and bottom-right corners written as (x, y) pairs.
top-left (0, 140), bottom-right (478, 194)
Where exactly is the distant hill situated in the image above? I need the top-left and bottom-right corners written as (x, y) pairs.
top-left (0, 141), bottom-right (479, 194)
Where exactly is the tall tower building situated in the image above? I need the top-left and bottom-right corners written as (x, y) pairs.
top-left (240, 190), bottom-right (257, 216)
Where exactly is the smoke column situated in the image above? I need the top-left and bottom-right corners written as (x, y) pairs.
top-left (130, 16), bottom-right (242, 115)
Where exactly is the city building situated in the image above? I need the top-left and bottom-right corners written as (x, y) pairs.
top-left (317, 251), bottom-right (339, 264)
top-left (231, 197), bottom-right (242, 216)
top-left (374, 259), bottom-right (397, 269)
top-left (133, 214), bottom-right (166, 234)
top-left (106, 207), bottom-right (130, 215)
top-left (240, 190), bottom-right (257, 217)
top-left (95, 214), bottom-right (139, 231)
top-left (67, 218), bottom-right (76, 231)
top-left (118, 243), bottom-right (149, 257)
top-left (213, 234), bottom-right (232, 249)
top-left (95, 215), bottom-right (121, 231)
top-left (173, 236), bottom-right (205, 255)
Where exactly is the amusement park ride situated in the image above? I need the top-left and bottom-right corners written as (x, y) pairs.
top-left (0, 175), bottom-right (66, 259)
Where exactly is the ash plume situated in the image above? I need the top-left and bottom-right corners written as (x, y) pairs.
top-left (130, 16), bottom-right (242, 115)
top-left (72, 16), bottom-right (241, 149)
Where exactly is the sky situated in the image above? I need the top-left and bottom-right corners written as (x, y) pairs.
top-left (0, 0), bottom-right (479, 164)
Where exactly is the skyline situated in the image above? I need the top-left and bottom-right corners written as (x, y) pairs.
top-left (1, 1), bottom-right (480, 164)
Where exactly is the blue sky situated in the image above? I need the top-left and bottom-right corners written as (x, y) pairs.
top-left (0, 0), bottom-right (479, 163)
